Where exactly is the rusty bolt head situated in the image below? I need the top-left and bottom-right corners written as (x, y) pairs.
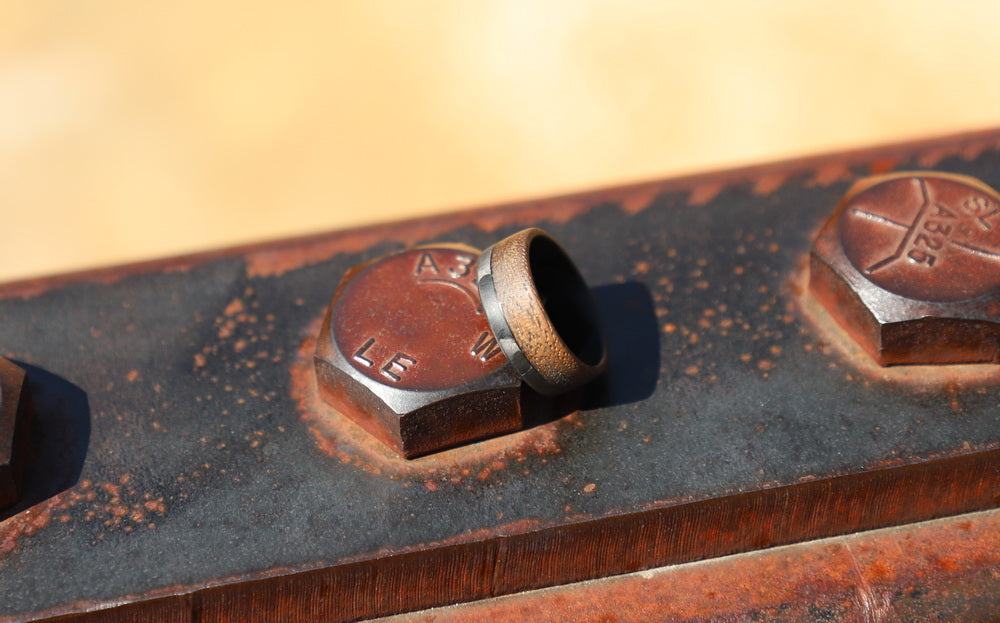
top-left (315, 244), bottom-right (522, 458)
top-left (315, 230), bottom-right (607, 458)
top-left (809, 171), bottom-right (1000, 365)
top-left (0, 357), bottom-right (32, 509)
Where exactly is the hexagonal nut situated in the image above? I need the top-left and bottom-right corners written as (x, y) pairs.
top-left (314, 245), bottom-right (523, 458)
top-left (809, 171), bottom-right (1000, 365)
top-left (0, 357), bottom-right (32, 509)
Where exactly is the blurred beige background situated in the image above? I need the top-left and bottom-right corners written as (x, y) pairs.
top-left (3, 1), bottom-right (1000, 282)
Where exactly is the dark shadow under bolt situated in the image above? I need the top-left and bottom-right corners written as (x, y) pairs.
top-left (522, 281), bottom-right (660, 429)
top-left (581, 281), bottom-right (660, 410)
top-left (0, 363), bottom-right (90, 520)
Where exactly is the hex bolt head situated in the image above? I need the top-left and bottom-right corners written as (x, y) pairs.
top-left (809, 171), bottom-right (1000, 365)
top-left (314, 229), bottom-right (607, 458)
top-left (314, 244), bottom-right (522, 458)
top-left (0, 357), bottom-right (32, 509)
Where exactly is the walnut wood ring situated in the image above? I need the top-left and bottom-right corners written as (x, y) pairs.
top-left (477, 228), bottom-right (606, 395)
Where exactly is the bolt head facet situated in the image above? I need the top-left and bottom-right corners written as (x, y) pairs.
top-left (809, 172), bottom-right (1000, 365)
top-left (314, 245), bottom-right (522, 458)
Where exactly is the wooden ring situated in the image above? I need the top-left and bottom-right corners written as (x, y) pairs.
top-left (477, 228), bottom-right (606, 395)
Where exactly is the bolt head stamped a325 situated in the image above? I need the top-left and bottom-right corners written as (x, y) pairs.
top-left (809, 171), bottom-right (1000, 365)
top-left (314, 244), bottom-right (522, 458)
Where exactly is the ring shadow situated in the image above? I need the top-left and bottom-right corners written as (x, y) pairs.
top-left (1, 363), bottom-right (90, 521)
top-left (523, 281), bottom-right (661, 428)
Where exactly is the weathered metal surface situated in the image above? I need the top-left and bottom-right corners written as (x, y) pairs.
top-left (0, 130), bottom-right (996, 621)
top-left (0, 358), bottom-right (31, 510)
top-left (380, 508), bottom-right (1000, 622)
top-left (810, 171), bottom-right (1000, 365)
top-left (315, 245), bottom-right (522, 457)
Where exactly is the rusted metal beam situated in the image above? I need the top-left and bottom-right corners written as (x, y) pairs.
top-left (380, 508), bottom-right (1000, 622)
top-left (0, 129), bottom-right (997, 621)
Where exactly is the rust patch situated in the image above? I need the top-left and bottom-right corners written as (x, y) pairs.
top-left (868, 156), bottom-right (902, 174)
top-left (619, 184), bottom-right (660, 215)
top-left (915, 134), bottom-right (1000, 169)
top-left (245, 199), bottom-right (588, 279)
top-left (223, 298), bottom-right (245, 316)
top-left (1, 130), bottom-right (998, 301)
top-left (0, 255), bottom-right (208, 302)
top-left (245, 183), bottom-right (665, 279)
top-left (807, 162), bottom-right (851, 187)
top-left (687, 181), bottom-right (724, 206)
top-left (386, 510), bottom-right (1000, 622)
top-left (292, 316), bottom-right (573, 483)
top-left (242, 130), bottom-right (1000, 278)
top-left (0, 476), bottom-right (168, 557)
top-left (752, 172), bottom-right (788, 195)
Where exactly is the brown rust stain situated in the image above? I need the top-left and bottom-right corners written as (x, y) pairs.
top-left (223, 298), bottom-right (244, 316)
top-left (245, 182), bottom-right (666, 278)
top-left (0, 475), bottom-right (168, 557)
top-left (291, 316), bottom-right (573, 484)
top-left (387, 510), bottom-right (1000, 622)
top-left (687, 181), bottom-right (724, 206)
top-left (807, 162), bottom-right (851, 187)
top-left (12, 506), bottom-right (999, 622)
top-left (0, 255), bottom-right (210, 302)
top-left (242, 130), bottom-right (1000, 278)
top-left (654, 228), bottom-right (792, 384)
top-left (752, 172), bottom-right (788, 195)
top-left (868, 156), bottom-right (903, 174)
top-left (618, 184), bottom-right (661, 215)
top-left (2, 129), bottom-right (999, 301)
top-left (917, 134), bottom-right (1000, 169)
top-left (245, 199), bottom-right (587, 279)
top-left (3, 511), bottom-right (558, 623)
top-left (188, 288), bottom-right (287, 375)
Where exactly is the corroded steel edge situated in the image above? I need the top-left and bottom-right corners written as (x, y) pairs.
top-left (379, 508), bottom-right (1000, 623)
top-left (3, 127), bottom-right (1000, 299)
top-left (32, 447), bottom-right (1000, 622)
